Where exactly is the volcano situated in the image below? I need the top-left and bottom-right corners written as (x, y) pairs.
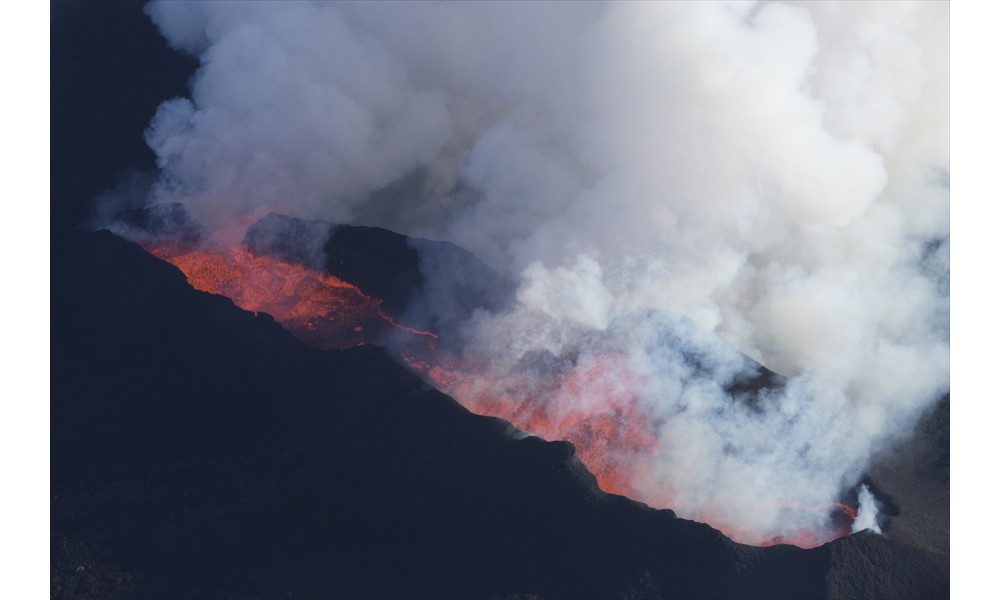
top-left (50, 2), bottom-right (949, 598)
top-left (133, 209), bottom-right (858, 549)
top-left (52, 227), bottom-right (949, 599)
top-left (126, 208), bottom-right (936, 551)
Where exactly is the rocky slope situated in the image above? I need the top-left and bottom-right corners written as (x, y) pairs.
top-left (51, 230), bottom-right (948, 599)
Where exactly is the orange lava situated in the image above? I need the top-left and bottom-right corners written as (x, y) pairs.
top-left (401, 350), bottom-right (658, 498)
top-left (147, 242), bottom-right (433, 350)
top-left (403, 348), bottom-right (856, 548)
top-left (144, 238), bottom-right (856, 548)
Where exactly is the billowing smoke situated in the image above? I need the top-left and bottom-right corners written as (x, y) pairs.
top-left (132, 1), bottom-right (949, 544)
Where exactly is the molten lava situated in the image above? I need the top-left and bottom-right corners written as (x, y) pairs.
top-left (144, 237), bottom-right (856, 548)
top-left (400, 348), bottom-right (856, 548)
top-left (147, 243), bottom-right (435, 350)
top-left (400, 350), bottom-right (659, 499)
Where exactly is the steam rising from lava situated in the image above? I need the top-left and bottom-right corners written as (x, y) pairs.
top-left (119, 1), bottom-right (948, 546)
top-left (852, 484), bottom-right (883, 535)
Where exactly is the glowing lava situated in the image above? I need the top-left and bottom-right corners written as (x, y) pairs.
top-left (400, 350), bottom-right (659, 499)
top-left (401, 348), bottom-right (856, 548)
top-left (144, 239), bottom-right (855, 548)
top-left (147, 242), bottom-right (435, 350)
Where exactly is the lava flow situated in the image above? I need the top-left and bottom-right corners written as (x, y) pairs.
top-left (401, 346), bottom-right (858, 548)
top-left (144, 238), bottom-right (856, 548)
top-left (400, 348), bottom-right (660, 499)
top-left (146, 242), bottom-right (436, 350)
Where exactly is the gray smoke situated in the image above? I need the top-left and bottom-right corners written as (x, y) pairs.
top-left (138, 0), bottom-right (949, 543)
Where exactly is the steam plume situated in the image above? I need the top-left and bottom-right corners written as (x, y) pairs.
top-left (852, 484), bottom-right (882, 534)
top-left (133, 0), bottom-right (949, 544)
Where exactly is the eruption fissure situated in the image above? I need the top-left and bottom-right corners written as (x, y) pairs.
top-left (146, 242), bottom-right (436, 350)
top-left (400, 341), bottom-right (861, 548)
top-left (145, 236), bottom-right (858, 548)
top-left (112, 0), bottom-right (947, 556)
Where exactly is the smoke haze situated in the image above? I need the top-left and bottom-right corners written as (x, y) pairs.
top-left (134, 0), bottom-right (949, 544)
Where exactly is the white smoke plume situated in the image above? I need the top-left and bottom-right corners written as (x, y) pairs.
top-left (138, 1), bottom-right (949, 544)
top-left (852, 484), bottom-right (883, 534)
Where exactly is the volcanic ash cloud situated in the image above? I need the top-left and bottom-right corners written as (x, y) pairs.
top-left (137, 0), bottom-right (949, 544)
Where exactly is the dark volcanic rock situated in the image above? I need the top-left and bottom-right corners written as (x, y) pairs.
top-left (51, 230), bottom-right (948, 599)
top-left (245, 213), bottom-right (515, 336)
top-left (243, 212), bottom-right (332, 270)
top-left (840, 396), bottom-right (950, 600)
top-left (826, 530), bottom-right (947, 600)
